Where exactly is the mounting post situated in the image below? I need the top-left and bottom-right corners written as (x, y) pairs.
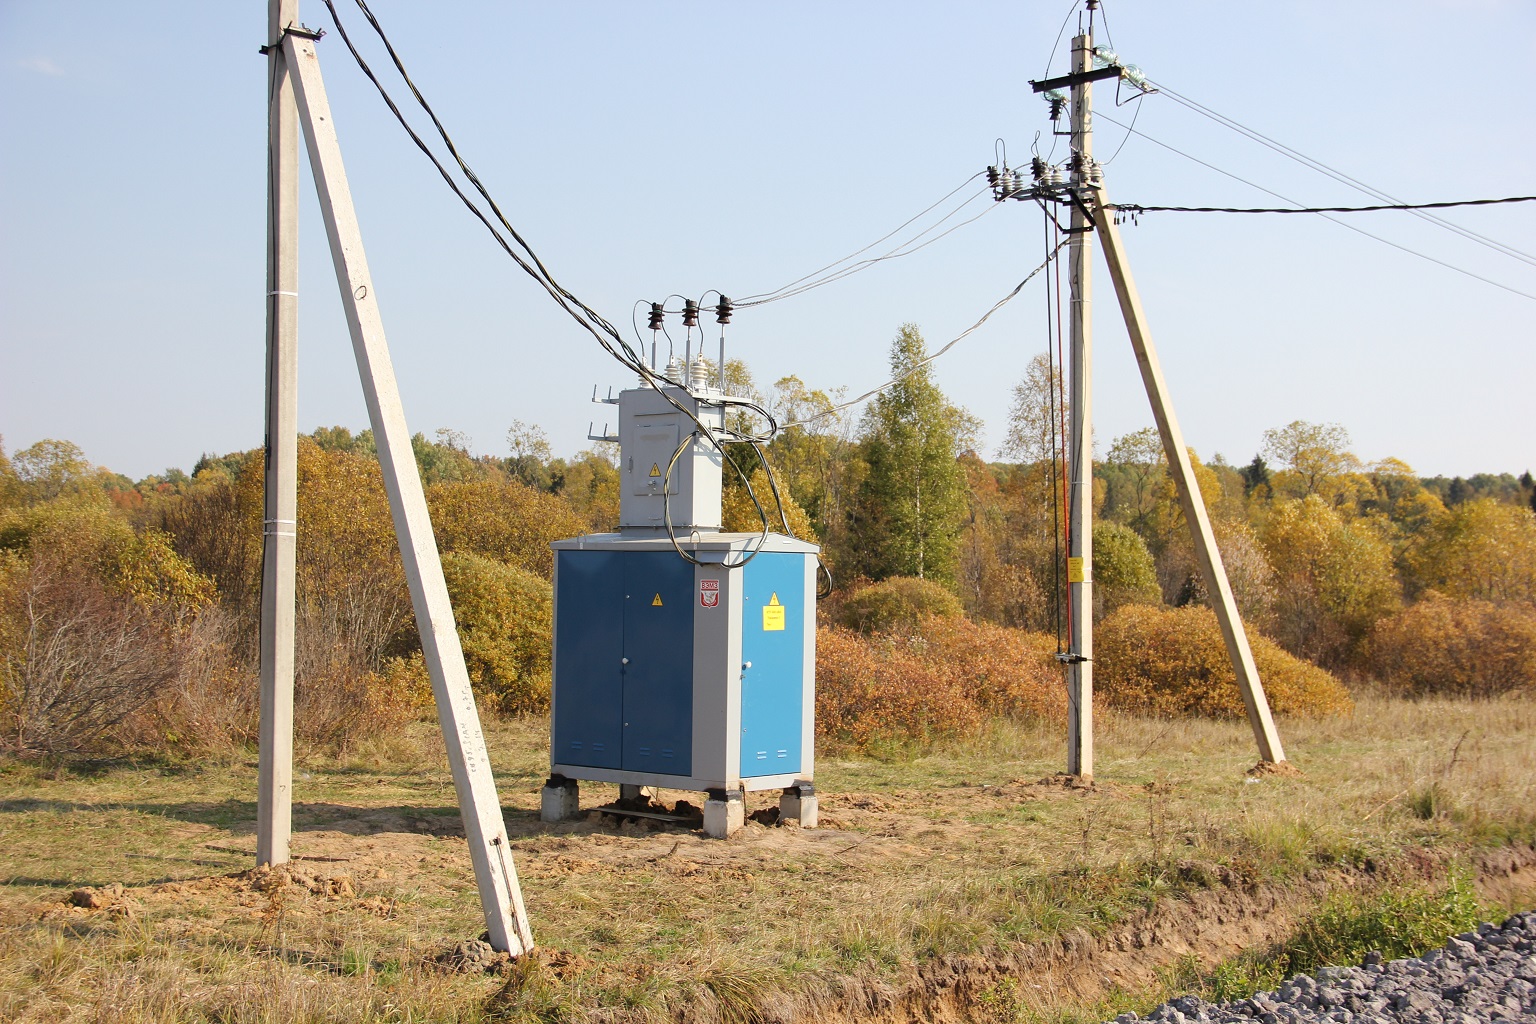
top-left (257, 0), bottom-right (299, 870)
top-left (1066, 30), bottom-right (1095, 780)
top-left (1092, 187), bottom-right (1286, 764)
top-left (279, 29), bottom-right (534, 954)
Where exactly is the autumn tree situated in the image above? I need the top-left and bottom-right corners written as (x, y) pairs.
top-left (846, 324), bottom-right (968, 584)
top-left (10, 439), bottom-right (100, 505)
top-left (1001, 352), bottom-right (1066, 467)
top-left (1260, 494), bottom-right (1401, 667)
top-left (1105, 427), bottom-right (1164, 535)
top-left (1261, 420), bottom-right (1360, 503)
top-left (1407, 498), bottom-right (1536, 604)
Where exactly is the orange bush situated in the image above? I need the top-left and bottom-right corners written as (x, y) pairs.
top-left (822, 576), bottom-right (963, 635)
top-left (1095, 604), bottom-right (1353, 719)
top-left (1367, 595), bottom-right (1536, 698)
top-left (815, 615), bottom-right (1065, 751)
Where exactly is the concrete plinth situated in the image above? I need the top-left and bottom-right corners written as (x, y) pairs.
top-left (779, 783), bottom-right (818, 828)
top-left (540, 776), bottom-right (580, 823)
top-left (702, 787), bottom-right (744, 839)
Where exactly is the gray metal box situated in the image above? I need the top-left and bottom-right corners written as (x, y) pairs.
top-left (618, 386), bottom-right (724, 531)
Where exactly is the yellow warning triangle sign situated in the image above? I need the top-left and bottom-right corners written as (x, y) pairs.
top-left (649, 463), bottom-right (662, 477)
top-left (769, 593), bottom-right (781, 606)
top-left (651, 593), bottom-right (663, 606)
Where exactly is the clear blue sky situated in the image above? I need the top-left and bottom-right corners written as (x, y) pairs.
top-left (2, 1), bottom-right (1533, 481)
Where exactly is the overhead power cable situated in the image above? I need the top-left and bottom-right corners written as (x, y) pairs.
top-left (781, 241), bottom-right (1069, 431)
top-left (1113, 195), bottom-right (1536, 216)
top-left (1094, 109), bottom-right (1536, 304)
top-left (317, 0), bottom-right (783, 560)
top-left (735, 176), bottom-right (995, 308)
top-left (1143, 77), bottom-right (1536, 270)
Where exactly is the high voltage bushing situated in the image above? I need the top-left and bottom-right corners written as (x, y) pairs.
top-left (682, 299), bottom-right (699, 328)
top-left (647, 302), bottom-right (665, 331)
top-left (714, 297), bottom-right (733, 325)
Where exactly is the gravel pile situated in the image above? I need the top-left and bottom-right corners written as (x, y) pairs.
top-left (1110, 910), bottom-right (1536, 1023)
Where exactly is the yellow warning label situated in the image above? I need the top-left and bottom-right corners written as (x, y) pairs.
top-left (651, 593), bottom-right (663, 607)
top-left (649, 463), bottom-right (662, 477)
top-left (762, 593), bottom-right (785, 631)
top-left (1067, 557), bottom-right (1085, 583)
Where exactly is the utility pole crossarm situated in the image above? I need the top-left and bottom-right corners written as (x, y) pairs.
top-left (1090, 190), bottom-right (1287, 765)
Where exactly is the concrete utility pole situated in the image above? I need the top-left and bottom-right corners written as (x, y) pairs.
top-left (258, 0), bottom-right (299, 869)
top-left (1093, 194), bottom-right (1286, 764)
top-left (1027, 10), bottom-right (1287, 771)
top-left (255, 15), bottom-right (534, 953)
top-left (1066, 29), bottom-right (1095, 779)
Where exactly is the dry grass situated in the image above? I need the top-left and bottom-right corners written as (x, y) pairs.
top-left (0, 695), bottom-right (1533, 1023)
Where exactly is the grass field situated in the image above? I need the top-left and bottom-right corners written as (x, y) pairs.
top-left (1, 695), bottom-right (1533, 1023)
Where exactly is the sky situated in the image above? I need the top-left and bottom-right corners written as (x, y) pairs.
top-left (2, 1), bottom-right (1533, 482)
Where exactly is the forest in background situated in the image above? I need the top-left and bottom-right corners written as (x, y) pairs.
top-left (2, 324), bottom-right (1533, 758)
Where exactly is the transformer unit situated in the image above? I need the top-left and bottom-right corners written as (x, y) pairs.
top-left (540, 375), bottom-right (818, 837)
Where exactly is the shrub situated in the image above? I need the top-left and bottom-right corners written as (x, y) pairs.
top-left (427, 478), bottom-right (589, 581)
top-left (440, 551), bottom-right (553, 715)
top-left (1367, 595), bottom-right (1536, 697)
top-left (1092, 520), bottom-right (1160, 618)
top-left (815, 615), bottom-right (1065, 751)
top-left (0, 548), bottom-right (182, 755)
top-left (825, 576), bottom-right (963, 634)
top-left (1095, 604), bottom-right (1353, 719)
top-left (816, 626), bottom-right (980, 749)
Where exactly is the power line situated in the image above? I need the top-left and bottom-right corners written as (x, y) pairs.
top-left (1093, 109), bottom-right (1536, 304)
top-left (781, 241), bottom-right (1069, 431)
top-left (1113, 195), bottom-right (1536, 215)
top-left (734, 177), bottom-right (994, 308)
top-left (318, 0), bottom-right (786, 558)
top-left (1143, 77), bottom-right (1536, 270)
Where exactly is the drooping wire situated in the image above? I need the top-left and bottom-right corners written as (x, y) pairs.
top-left (735, 178), bottom-right (995, 308)
top-left (1043, 210), bottom-right (1064, 655)
top-left (1094, 109), bottom-right (1536, 304)
top-left (315, 0), bottom-right (781, 556)
top-left (1054, 212), bottom-right (1073, 662)
top-left (1144, 78), bottom-right (1536, 270)
top-left (780, 243), bottom-right (1068, 432)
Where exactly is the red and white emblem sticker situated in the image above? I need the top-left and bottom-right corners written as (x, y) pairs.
top-left (699, 579), bottom-right (720, 608)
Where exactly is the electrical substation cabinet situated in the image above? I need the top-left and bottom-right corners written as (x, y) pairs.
top-left (541, 532), bottom-right (819, 838)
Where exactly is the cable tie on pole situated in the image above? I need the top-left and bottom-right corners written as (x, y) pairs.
top-left (267, 291), bottom-right (299, 298)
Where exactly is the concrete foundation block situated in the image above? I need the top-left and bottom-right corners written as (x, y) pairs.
top-left (539, 776), bottom-right (580, 823)
top-left (780, 783), bottom-right (818, 828)
top-left (703, 788), bottom-right (744, 839)
top-left (618, 784), bottom-right (644, 803)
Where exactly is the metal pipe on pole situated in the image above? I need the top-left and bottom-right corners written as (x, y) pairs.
top-left (1066, 30), bottom-right (1095, 780)
top-left (257, 0), bottom-right (299, 869)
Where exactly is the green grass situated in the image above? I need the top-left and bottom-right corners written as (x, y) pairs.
top-left (0, 696), bottom-right (1532, 1023)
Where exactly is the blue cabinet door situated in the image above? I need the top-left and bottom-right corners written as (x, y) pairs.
top-left (552, 551), bottom-right (623, 768)
top-left (621, 552), bottom-right (694, 776)
top-left (740, 553), bottom-right (804, 777)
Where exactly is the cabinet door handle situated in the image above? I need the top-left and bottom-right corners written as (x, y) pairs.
top-left (621, 657), bottom-right (630, 665)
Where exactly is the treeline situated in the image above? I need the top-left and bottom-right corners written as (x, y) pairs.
top-left (2, 323), bottom-right (1533, 755)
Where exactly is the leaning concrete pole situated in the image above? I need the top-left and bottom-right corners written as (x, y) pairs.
top-left (1092, 187), bottom-right (1286, 764)
top-left (283, 32), bottom-right (534, 954)
top-left (1066, 30), bottom-right (1095, 779)
top-left (257, 0), bottom-right (299, 869)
